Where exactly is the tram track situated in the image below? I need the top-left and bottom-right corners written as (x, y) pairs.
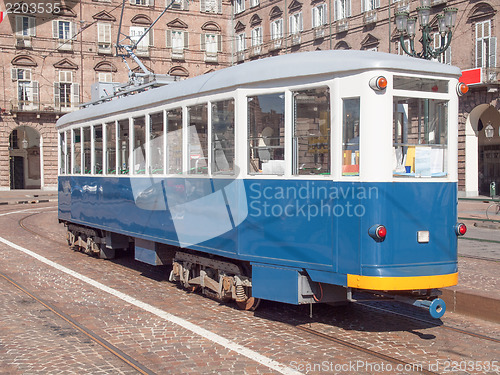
top-left (11, 208), bottom-right (500, 374)
top-left (4, 208), bottom-right (158, 375)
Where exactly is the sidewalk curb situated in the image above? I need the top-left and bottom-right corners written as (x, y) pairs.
top-left (0, 199), bottom-right (56, 206)
top-left (441, 288), bottom-right (500, 324)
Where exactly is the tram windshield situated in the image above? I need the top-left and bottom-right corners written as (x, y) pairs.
top-left (393, 97), bottom-right (448, 177)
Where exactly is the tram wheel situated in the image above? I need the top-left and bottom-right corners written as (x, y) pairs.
top-left (236, 297), bottom-right (261, 311)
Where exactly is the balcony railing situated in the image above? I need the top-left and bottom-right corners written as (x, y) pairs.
top-left (9, 100), bottom-right (79, 114)
top-left (291, 33), bottom-right (301, 46)
top-left (314, 27), bottom-right (325, 39)
top-left (171, 48), bottom-right (185, 60)
top-left (336, 19), bottom-right (349, 33)
top-left (56, 39), bottom-right (73, 51)
top-left (205, 52), bottom-right (218, 63)
top-left (269, 38), bottom-right (282, 51)
top-left (250, 45), bottom-right (262, 57)
top-left (363, 10), bottom-right (377, 24)
top-left (15, 36), bottom-right (32, 49)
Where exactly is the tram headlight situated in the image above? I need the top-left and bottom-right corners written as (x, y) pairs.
top-left (369, 76), bottom-right (388, 91)
top-left (368, 224), bottom-right (387, 242)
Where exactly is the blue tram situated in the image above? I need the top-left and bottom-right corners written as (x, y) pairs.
top-left (57, 50), bottom-right (467, 317)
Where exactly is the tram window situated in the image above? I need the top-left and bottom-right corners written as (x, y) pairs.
top-left (248, 93), bottom-right (285, 175)
top-left (393, 97), bottom-right (448, 177)
top-left (212, 99), bottom-right (235, 175)
top-left (94, 125), bottom-right (103, 174)
top-left (83, 127), bottom-right (91, 174)
top-left (59, 132), bottom-right (66, 174)
top-left (293, 88), bottom-right (330, 175)
top-left (117, 119), bottom-right (130, 175)
top-left (150, 112), bottom-right (164, 174)
top-left (106, 121), bottom-right (116, 174)
top-left (167, 108), bottom-right (183, 174)
top-left (342, 98), bottom-right (360, 176)
top-left (72, 128), bottom-right (81, 174)
top-left (188, 104), bottom-right (208, 175)
top-left (133, 116), bottom-right (146, 175)
top-left (394, 76), bottom-right (448, 93)
top-left (65, 130), bottom-right (70, 174)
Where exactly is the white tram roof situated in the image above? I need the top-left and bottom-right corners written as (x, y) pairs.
top-left (56, 50), bottom-right (461, 129)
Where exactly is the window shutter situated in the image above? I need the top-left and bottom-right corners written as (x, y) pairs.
top-left (217, 0), bottom-right (222, 13)
top-left (24, 69), bottom-right (31, 81)
top-left (72, 83), bottom-right (80, 106)
top-left (445, 43), bottom-right (451, 65)
top-left (289, 15), bottom-right (293, 33)
top-left (166, 30), bottom-right (172, 47)
top-left (149, 0), bottom-right (154, 6)
top-left (54, 82), bottom-right (61, 108)
top-left (28, 17), bottom-right (36, 36)
top-left (200, 0), bottom-right (206, 12)
top-left (217, 35), bottom-right (222, 52)
top-left (476, 39), bottom-right (482, 68)
top-left (149, 29), bottom-right (154, 46)
top-left (52, 20), bottom-right (59, 38)
top-left (490, 37), bottom-right (497, 68)
top-left (32, 81), bottom-right (39, 105)
top-left (299, 13), bottom-right (303, 31)
top-left (347, 0), bottom-right (351, 17)
top-left (11, 68), bottom-right (18, 81)
top-left (334, 0), bottom-right (339, 21)
top-left (15, 16), bottom-right (22, 35)
top-left (184, 31), bottom-right (189, 48)
top-left (71, 22), bottom-right (77, 39)
top-left (375, 0), bottom-right (380, 8)
top-left (201, 34), bottom-right (206, 51)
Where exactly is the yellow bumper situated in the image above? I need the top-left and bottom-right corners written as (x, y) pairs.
top-left (347, 272), bottom-right (458, 291)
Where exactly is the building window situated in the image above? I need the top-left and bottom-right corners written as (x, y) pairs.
top-left (234, 0), bottom-right (245, 14)
top-left (52, 20), bottom-right (75, 50)
top-left (236, 32), bottom-right (246, 52)
top-left (475, 20), bottom-right (497, 69)
top-left (362, 0), bottom-right (379, 12)
top-left (98, 72), bottom-right (112, 82)
top-left (130, 26), bottom-right (152, 54)
top-left (11, 68), bottom-right (39, 110)
top-left (334, 0), bottom-right (351, 21)
top-left (15, 16), bottom-right (35, 37)
top-left (167, 30), bottom-right (188, 59)
top-left (201, 0), bottom-right (222, 13)
top-left (289, 12), bottom-right (303, 35)
top-left (54, 71), bottom-right (79, 110)
top-left (312, 4), bottom-right (327, 28)
top-left (271, 19), bottom-right (283, 40)
top-left (130, 0), bottom-right (150, 5)
top-left (397, 38), bottom-right (410, 56)
top-left (251, 27), bottom-right (263, 46)
top-left (169, 0), bottom-right (189, 10)
top-left (250, 0), bottom-right (259, 8)
top-left (97, 23), bottom-right (112, 54)
top-left (433, 33), bottom-right (451, 65)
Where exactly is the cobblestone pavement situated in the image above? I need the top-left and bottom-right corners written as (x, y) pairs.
top-left (0, 204), bottom-right (499, 374)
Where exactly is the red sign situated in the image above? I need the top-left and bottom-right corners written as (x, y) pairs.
top-left (460, 68), bottom-right (482, 85)
top-left (0, 12), bottom-right (4, 24)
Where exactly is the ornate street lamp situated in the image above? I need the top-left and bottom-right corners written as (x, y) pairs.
top-left (395, 0), bottom-right (458, 60)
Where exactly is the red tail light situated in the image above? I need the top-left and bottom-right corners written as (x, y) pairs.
top-left (369, 224), bottom-right (387, 242)
top-left (455, 223), bottom-right (467, 236)
top-left (457, 82), bottom-right (469, 96)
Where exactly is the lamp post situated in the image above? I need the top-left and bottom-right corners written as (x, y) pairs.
top-left (395, 0), bottom-right (457, 60)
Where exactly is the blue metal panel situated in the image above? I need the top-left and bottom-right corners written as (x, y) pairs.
top-left (251, 264), bottom-right (301, 304)
top-left (58, 176), bottom-right (458, 285)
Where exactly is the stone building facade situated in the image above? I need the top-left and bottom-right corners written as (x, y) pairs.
top-left (0, 0), bottom-right (498, 195)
